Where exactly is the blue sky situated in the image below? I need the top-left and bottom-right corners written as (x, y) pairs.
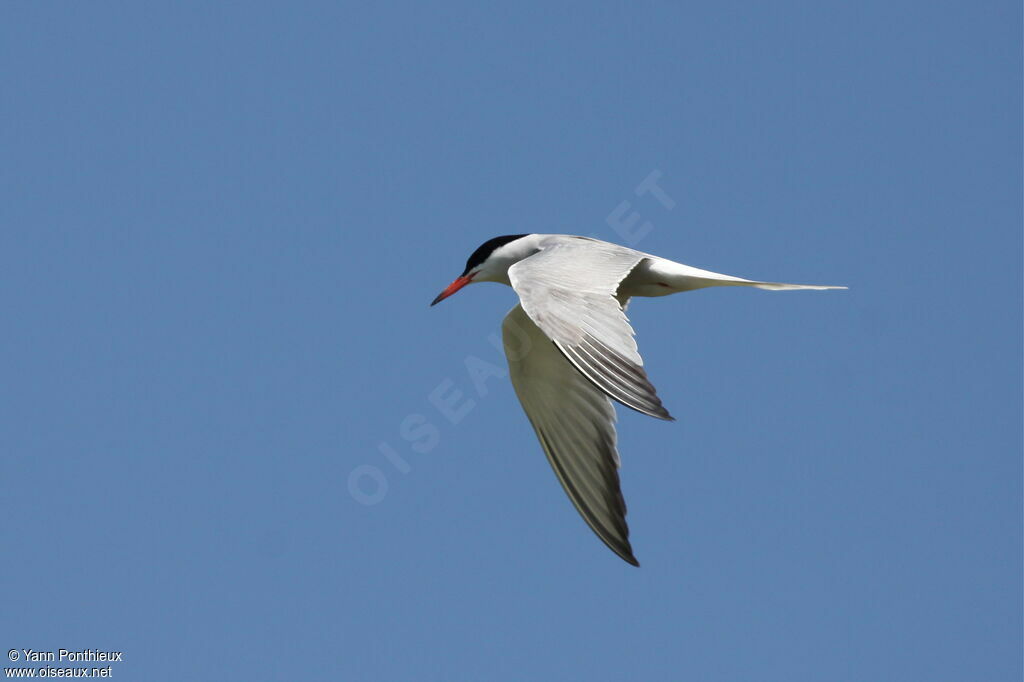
top-left (1, 2), bottom-right (1020, 680)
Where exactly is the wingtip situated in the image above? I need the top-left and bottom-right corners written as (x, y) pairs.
top-left (654, 406), bottom-right (675, 422)
top-left (613, 541), bottom-right (641, 566)
top-left (602, 533), bottom-right (641, 566)
top-left (633, 401), bottom-right (675, 421)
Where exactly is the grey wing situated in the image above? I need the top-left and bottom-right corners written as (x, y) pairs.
top-left (508, 240), bottom-right (672, 421)
top-left (503, 304), bottom-right (639, 566)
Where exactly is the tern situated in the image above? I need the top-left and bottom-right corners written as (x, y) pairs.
top-left (431, 234), bottom-right (844, 566)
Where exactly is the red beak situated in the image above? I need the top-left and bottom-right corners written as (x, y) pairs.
top-left (430, 275), bottom-right (473, 306)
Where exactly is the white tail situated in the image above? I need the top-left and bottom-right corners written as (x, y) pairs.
top-left (747, 281), bottom-right (847, 291)
top-left (638, 258), bottom-right (847, 294)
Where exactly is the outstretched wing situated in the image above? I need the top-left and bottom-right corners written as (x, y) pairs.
top-left (502, 304), bottom-right (638, 566)
top-left (508, 239), bottom-right (672, 420)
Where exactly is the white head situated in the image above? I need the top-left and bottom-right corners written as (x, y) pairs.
top-left (430, 234), bottom-right (539, 305)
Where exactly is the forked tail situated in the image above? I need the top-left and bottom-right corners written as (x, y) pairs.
top-left (630, 258), bottom-right (847, 294)
top-left (745, 281), bottom-right (847, 291)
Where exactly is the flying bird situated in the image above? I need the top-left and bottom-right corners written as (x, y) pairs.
top-left (431, 234), bottom-right (844, 566)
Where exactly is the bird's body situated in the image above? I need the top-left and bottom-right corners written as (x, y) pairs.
top-left (432, 234), bottom-right (844, 565)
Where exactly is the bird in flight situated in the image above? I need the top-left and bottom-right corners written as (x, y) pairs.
top-left (431, 234), bottom-right (844, 566)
